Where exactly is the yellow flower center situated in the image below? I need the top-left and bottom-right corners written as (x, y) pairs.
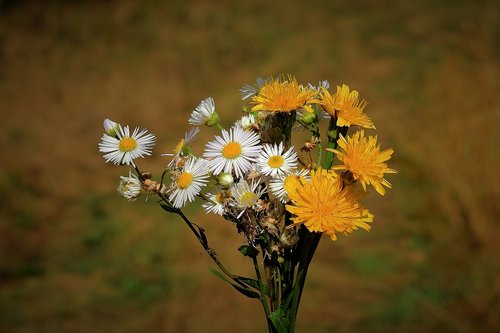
top-left (240, 192), bottom-right (257, 207)
top-left (119, 137), bottom-right (137, 152)
top-left (222, 142), bottom-right (242, 159)
top-left (177, 172), bottom-right (193, 189)
top-left (268, 155), bottom-right (284, 168)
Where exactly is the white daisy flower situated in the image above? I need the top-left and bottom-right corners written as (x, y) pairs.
top-left (239, 77), bottom-right (268, 100)
top-left (203, 127), bottom-right (262, 178)
top-left (117, 170), bottom-right (142, 201)
top-left (169, 157), bottom-right (210, 208)
top-left (231, 179), bottom-right (267, 218)
top-left (99, 124), bottom-right (156, 166)
top-left (202, 190), bottom-right (230, 216)
top-left (257, 142), bottom-right (298, 178)
top-left (269, 169), bottom-right (310, 203)
top-left (234, 114), bottom-right (257, 131)
top-left (188, 97), bottom-right (219, 126)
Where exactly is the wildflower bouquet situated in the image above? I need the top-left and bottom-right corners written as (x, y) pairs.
top-left (98, 75), bottom-right (396, 332)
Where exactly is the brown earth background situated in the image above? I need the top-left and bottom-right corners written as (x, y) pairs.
top-left (1, 0), bottom-right (499, 332)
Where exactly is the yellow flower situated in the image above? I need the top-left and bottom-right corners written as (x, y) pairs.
top-left (330, 130), bottom-right (397, 195)
top-left (285, 168), bottom-right (373, 241)
top-left (320, 85), bottom-right (374, 129)
top-left (251, 75), bottom-right (319, 113)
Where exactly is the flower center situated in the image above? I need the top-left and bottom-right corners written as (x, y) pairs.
top-left (119, 137), bottom-right (137, 152)
top-left (222, 142), bottom-right (242, 159)
top-left (177, 172), bottom-right (193, 189)
top-left (268, 155), bottom-right (284, 168)
top-left (240, 192), bottom-right (257, 207)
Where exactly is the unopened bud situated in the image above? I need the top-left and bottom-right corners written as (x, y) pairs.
top-left (103, 119), bottom-right (120, 137)
top-left (299, 110), bottom-right (317, 125)
top-left (218, 172), bottom-right (234, 186)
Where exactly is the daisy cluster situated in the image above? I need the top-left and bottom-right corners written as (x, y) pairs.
top-left (98, 74), bottom-right (396, 243)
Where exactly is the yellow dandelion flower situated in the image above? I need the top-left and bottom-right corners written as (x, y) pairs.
top-left (251, 75), bottom-right (319, 113)
top-left (330, 130), bottom-right (397, 196)
top-left (320, 85), bottom-right (374, 129)
top-left (285, 168), bottom-right (373, 241)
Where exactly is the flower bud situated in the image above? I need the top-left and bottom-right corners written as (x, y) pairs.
top-left (299, 110), bottom-right (317, 125)
top-left (103, 118), bottom-right (120, 137)
top-left (218, 172), bottom-right (234, 186)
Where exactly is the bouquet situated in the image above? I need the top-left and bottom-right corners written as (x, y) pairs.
top-left (98, 75), bottom-right (396, 332)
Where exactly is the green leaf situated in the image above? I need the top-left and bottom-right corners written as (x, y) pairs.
top-left (234, 275), bottom-right (269, 296)
top-left (268, 307), bottom-right (291, 333)
top-left (238, 245), bottom-right (259, 258)
top-left (208, 267), bottom-right (260, 299)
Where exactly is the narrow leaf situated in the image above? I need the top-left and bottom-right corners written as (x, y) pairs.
top-left (208, 267), bottom-right (260, 299)
top-left (234, 275), bottom-right (269, 295)
top-left (159, 202), bottom-right (178, 213)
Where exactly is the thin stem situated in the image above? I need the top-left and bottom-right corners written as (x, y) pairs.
top-left (175, 208), bottom-right (248, 288)
top-left (216, 123), bottom-right (225, 131)
top-left (253, 257), bottom-right (271, 318)
top-left (133, 163), bottom-right (247, 290)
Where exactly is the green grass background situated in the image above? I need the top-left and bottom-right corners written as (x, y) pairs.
top-left (1, 0), bottom-right (499, 332)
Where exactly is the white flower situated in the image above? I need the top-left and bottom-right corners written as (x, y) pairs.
top-left (99, 124), bottom-right (156, 165)
top-left (117, 171), bottom-right (142, 201)
top-left (239, 77), bottom-right (268, 100)
top-left (203, 127), bottom-right (262, 178)
top-left (203, 191), bottom-right (230, 216)
top-left (168, 156), bottom-right (210, 208)
top-left (269, 169), bottom-right (310, 203)
top-left (188, 97), bottom-right (218, 126)
top-left (169, 157), bottom-right (210, 208)
top-left (257, 142), bottom-right (298, 178)
top-left (231, 179), bottom-right (267, 218)
top-left (234, 114), bottom-right (257, 131)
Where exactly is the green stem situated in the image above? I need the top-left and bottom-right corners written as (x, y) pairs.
top-left (286, 231), bottom-right (321, 328)
top-left (216, 123), bottom-right (225, 131)
top-left (253, 257), bottom-right (271, 320)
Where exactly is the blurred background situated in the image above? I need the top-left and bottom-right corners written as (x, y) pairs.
top-left (1, 0), bottom-right (499, 332)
